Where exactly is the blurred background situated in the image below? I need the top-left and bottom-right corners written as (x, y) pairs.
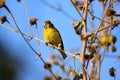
top-left (0, 0), bottom-right (120, 80)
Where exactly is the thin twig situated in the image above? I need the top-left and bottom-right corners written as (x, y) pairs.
top-left (39, 56), bottom-right (58, 80)
top-left (49, 69), bottom-right (58, 79)
top-left (98, 49), bottom-right (106, 80)
top-left (97, 1), bottom-right (112, 79)
top-left (88, 10), bottom-right (110, 23)
top-left (100, 48), bottom-right (107, 62)
top-left (3, 4), bottom-right (38, 55)
top-left (98, 61), bottom-right (101, 80)
top-left (3, 4), bottom-right (57, 79)
top-left (21, 0), bottom-right (32, 35)
top-left (0, 23), bottom-right (80, 59)
top-left (35, 24), bottom-right (40, 54)
top-left (84, 67), bottom-right (90, 80)
top-left (61, 9), bottom-right (75, 20)
top-left (86, 60), bottom-right (89, 69)
top-left (114, 75), bottom-right (116, 80)
top-left (97, 25), bottom-right (111, 32)
top-left (0, 22), bottom-right (81, 79)
top-left (81, 0), bottom-right (89, 80)
top-left (94, 0), bottom-right (111, 36)
top-left (71, 0), bottom-right (84, 20)
top-left (73, 59), bottom-right (77, 72)
top-left (39, 57), bottom-right (58, 80)
top-left (40, 0), bottom-right (75, 20)
top-left (88, 25), bottom-right (112, 36)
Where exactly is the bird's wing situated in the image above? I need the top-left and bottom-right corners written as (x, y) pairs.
top-left (52, 24), bottom-right (64, 50)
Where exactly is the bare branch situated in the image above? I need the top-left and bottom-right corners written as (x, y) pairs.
top-left (21, 0), bottom-right (31, 35)
top-left (40, 0), bottom-right (75, 20)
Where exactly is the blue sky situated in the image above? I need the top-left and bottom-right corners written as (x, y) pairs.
top-left (0, 0), bottom-right (120, 80)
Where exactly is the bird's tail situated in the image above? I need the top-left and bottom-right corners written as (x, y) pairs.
top-left (59, 50), bottom-right (67, 59)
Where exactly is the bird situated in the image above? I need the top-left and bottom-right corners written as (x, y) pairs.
top-left (43, 20), bottom-right (67, 59)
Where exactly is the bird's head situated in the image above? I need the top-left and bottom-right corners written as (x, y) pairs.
top-left (44, 20), bottom-right (53, 29)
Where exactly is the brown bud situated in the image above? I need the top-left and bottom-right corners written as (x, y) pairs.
top-left (44, 63), bottom-right (51, 70)
top-left (60, 64), bottom-right (65, 71)
top-left (44, 76), bottom-right (52, 80)
top-left (110, 46), bottom-right (116, 52)
top-left (0, 0), bottom-right (5, 8)
top-left (73, 1), bottom-right (85, 10)
top-left (111, 20), bottom-right (120, 29)
top-left (0, 16), bottom-right (7, 23)
top-left (64, 78), bottom-right (69, 80)
top-left (106, 8), bottom-right (116, 17)
top-left (80, 34), bottom-right (87, 41)
top-left (85, 54), bottom-right (89, 60)
top-left (16, 0), bottom-right (21, 2)
top-left (85, 54), bottom-right (94, 60)
top-left (30, 18), bottom-right (37, 25)
top-left (87, 34), bottom-right (96, 44)
top-left (109, 67), bottom-right (116, 77)
top-left (72, 0), bottom-right (79, 6)
top-left (56, 75), bottom-right (62, 80)
top-left (87, 45), bottom-right (96, 54)
top-left (98, 0), bottom-right (105, 2)
top-left (80, 34), bottom-right (84, 40)
top-left (109, 35), bottom-right (116, 44)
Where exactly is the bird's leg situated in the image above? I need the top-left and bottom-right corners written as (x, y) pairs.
top-left (58, 43), bottom-right (62, 49)
top-left (52, 44), bottom-right (56, 49)
top-left (45, 42), bottom-right (49, 46)
top-left (46, 42), bottom-right (56, 49)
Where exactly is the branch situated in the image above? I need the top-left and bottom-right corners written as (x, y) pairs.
top-left (71, 0), bottom-right (84, 20)
top-left (21, 0), bottom-right (32, 35)
top-left (0, 23), bottom-right (80, 60)
top-left (94, 0), bottom-right (112, 36)
top-left (2, 3), bottom-right (57, 79)
top-left (81, 0), bottom-right (89, 80)
top-left (40, 0), bottom-right (75, 20)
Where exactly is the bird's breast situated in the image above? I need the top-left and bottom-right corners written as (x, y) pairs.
top-left (44, 28), bottom-right (61, 45)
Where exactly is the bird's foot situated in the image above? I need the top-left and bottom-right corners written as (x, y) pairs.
top-left (45, 42), bottom-right (49, 46)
